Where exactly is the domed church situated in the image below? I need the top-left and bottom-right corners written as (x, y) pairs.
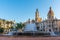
top-left (39, 7), bottom-right (60, 33)
top-left (23, 7), bottom-right (60, 36)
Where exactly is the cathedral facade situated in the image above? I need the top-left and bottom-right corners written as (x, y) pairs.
top-left (39, 7), bottom-right (60, 33)
top-left (24, 7), bottom-right (60, 33)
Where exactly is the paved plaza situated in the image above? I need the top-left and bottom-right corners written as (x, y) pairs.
top-left (0, 36), bottom-right (60, 40)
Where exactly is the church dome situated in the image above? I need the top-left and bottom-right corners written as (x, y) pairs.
top-left (48, 7), bottom-right (54, 16)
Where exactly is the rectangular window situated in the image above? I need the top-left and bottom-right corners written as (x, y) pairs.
top-left (49, 25), bottom-right (51, 27)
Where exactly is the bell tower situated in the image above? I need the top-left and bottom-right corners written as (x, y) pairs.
top-left (35, 9), bottom-right (42, 23)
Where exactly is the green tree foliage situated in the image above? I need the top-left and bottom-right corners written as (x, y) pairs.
top-left (0, 27), bottom-right (4, 33)
top-left (16, 22), bottom-right (25, 30)
top-left (10, 26), bottom-right (14, 31)
top-left (10, 26), bottom-right (14, 29)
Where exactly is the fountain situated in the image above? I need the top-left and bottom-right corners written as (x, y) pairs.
top-left (23, 23), bottom-right (37, 32)
top-left (13, 23), bottom-right (57, 36)
top-left (50, 31), bottom-right (57, 36)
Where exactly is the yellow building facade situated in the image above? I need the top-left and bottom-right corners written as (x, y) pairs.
top-left (0, 19), bottom-right (15, 33)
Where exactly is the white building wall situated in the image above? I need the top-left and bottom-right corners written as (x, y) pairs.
top-left (39, 19), bottom-right (60, 33)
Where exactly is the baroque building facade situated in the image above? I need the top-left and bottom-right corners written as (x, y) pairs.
top-left (0, 18), bottom-right (15, 33)
top-left (23, 6), bottom-right (60, 34)
top-left (39, 7), bottom-right (60, 33)
top-left (24, 7), bottom-right (60, 33)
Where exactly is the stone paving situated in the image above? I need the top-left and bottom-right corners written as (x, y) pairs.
top-left (0, 36), bottom-right (60, 40)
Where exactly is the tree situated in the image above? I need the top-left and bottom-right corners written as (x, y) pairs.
top-left (10, 26), bottom-right (14, 31)
top-left (0, 27), bottom-right (4, 33)
top-left (16, 22), bottom-right (25, 30)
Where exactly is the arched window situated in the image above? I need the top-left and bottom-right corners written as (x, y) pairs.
top-left (49, 29), bottom-right (51, 32)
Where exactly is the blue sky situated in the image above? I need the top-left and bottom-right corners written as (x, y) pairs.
top-left (0, 0), bottom-right (60, 23)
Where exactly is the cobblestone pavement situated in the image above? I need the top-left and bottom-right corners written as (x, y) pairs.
top-left (0, 36), bottom-right (60, 40)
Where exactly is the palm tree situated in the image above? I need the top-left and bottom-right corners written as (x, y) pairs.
top-left (16, 22), bottom-right (25, 30)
